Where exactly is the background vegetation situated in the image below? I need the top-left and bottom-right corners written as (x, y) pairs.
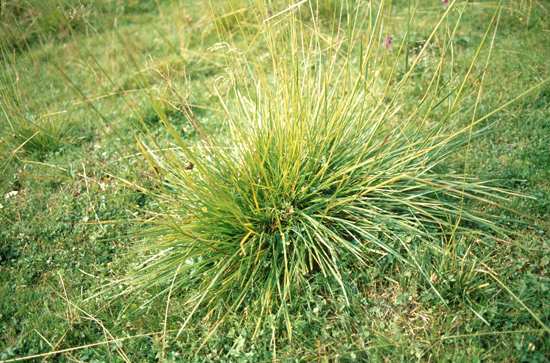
top-left (0, 0), bottom-right (549, 362)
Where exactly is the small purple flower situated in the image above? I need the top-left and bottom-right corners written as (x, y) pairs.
top-left (442, 0), bottom-right (449, 8)
top-left (383, 35), bottom-right (393, 51)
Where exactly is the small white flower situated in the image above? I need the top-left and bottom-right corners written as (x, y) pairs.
top-left (313, 307), bottom-right (319, 313)
top-left (0, 203), bottom-right (3, 209)
top-left (5, 191), bottom-right (18, 199)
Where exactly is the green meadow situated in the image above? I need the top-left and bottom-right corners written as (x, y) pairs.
top-left (1, 0), bottom-right (549, 361)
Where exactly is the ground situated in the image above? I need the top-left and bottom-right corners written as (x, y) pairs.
top-left (0, 0), bottom-right (549, 362)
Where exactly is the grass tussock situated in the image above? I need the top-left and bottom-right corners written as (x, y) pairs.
top-left (0, 49), bottom-right (72, 157)
top-left (125, 0), bottom-right (542, 345)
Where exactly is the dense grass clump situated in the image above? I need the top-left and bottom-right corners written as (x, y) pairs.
top-left (126, 0), bottom-right (528, 343)
top-left (0, 50), bottom-right (72, 155)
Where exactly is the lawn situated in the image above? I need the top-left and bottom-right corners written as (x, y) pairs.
top-left (1, 0), bottom-right (549, 362)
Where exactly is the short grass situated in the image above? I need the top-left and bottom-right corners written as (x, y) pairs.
top-left (1, 0), bottom-right (549, 362)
